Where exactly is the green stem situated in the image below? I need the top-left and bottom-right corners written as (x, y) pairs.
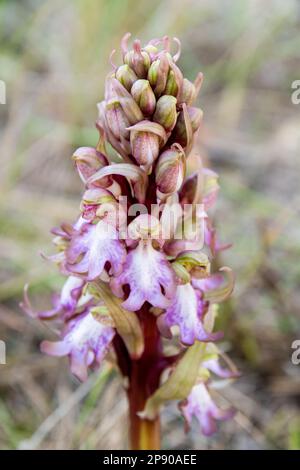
top-left (127, 307), bottom-right (162, 450)
top-left (128, 361), bottom-right (161, 450)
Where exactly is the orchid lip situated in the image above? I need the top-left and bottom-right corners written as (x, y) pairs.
top-left (180, 382), bottom-right (235, 436)
top-left (157, 283), bottom-right (223, 345)
top-left (41, 311), bottom-right (115, 382)
top-left (111, 240), bottom-right (176, 311)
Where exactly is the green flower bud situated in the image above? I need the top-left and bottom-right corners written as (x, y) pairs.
top-left (110, 78), bottom-right (144, 124)
top-left (177, 78), bottom-right (196, 105)
top-left (147, 53), bottom-right (169, 97)
top-left (80, 187), bottom-right (116, 220)
top-left (172, 106), bottom-right (203, 147)
top-left (90, 305), bottom-right (115, 327)
top-left (116, 64), bottom-right (137, 91)
top-left (81, 188), bottom-right (115, 207)
top-left (127, 121), bottom-right (167, 167)
top-left (131, 79), bottom-right (156, 116)
top-left (153, 95), bottom-right (177, 131)
top-left (185, 106), bottom-right (203, 132)
top-left (171, 261), bottom-right (191, 284)
top-left (148, 60), bottom-right (159, 85)
top-left (164, 70), bottom-right (178, 96)
top-left (155, 144), bottom-right (185, 194)
top-left (131, 132), bottom-right (159, 168)
top-left (143, 44), bottom-right (159, 61)
top-left (175, 251), bottom-right (210, 279)
top-left (124, 40), bottom-right (151, 78)
top-left (165, 61), bottom-right (183, 98)
top-left (72, 146), bottom-right (111, 188)
top-left (105, 99), bottom-right (130, 140)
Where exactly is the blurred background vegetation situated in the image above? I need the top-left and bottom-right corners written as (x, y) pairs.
top-left (0, 0), bottom-right (299, 450)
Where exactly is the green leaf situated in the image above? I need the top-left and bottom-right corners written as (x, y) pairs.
top-left (89, 280), bottom-right (144, 359)
top-left (140, 341), bottom-right (208, 420)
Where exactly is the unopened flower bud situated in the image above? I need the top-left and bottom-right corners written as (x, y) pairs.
top-left (96, 199), bottom-right (127, 229)
top-left (97, 100), bottom-right (131, 159)
top-left (184, 106), bottom-right (203, 132)
top-left (177, 78), bottom-right (196, 105)
top-left (124, 40), bottom-right (150, 78)
top-left (175, 251), bottom-right (210, 279)
top-left (128, 214), bottom-right (161, 240)
top-left (178, 72), bottom-right (204, 106)
top-left (164, 61), bottom-right (183, 98)
top-left (130, 131), bottom-right (159, 168)
top-left (153, 95), bottom-right (177, 131)
top-left (127, 121), bottom-right (167, 167)
top-left (179, 173), bottom-right (198, 204)
top-left (147, 53), bottom-right (169, 97)
top-left (72, 147), bottom-right (111, 188)
top-left (164, 70), bottom-right (179, 96)
top-left (91, 305), bottom-right (115, 327)
top-left (115, 64), bottom-right (137, 91)
top-left (80, 188), bottom-right (115, 220)
top-left (147, 60), bottom-right (159, 85)
top-left (171, 261), bottom-right (191, 284)
top-left (131, 79), bottom-right (156, 116)
top-left (143, 44), bottom-right (158, 61)
top-left (155, 144), bottom-right (185, 194)
top-left (105, 99), bottom-right (130, 139)
top-left (110, 78), bottom-right (144, 124)
top-left (82, 188), bottom-right (114, 206)
top-left (172, 106), bottom-right (203, 146)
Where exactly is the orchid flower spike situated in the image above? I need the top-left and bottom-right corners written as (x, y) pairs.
top-left (22, 33), bottom-right (237, 449)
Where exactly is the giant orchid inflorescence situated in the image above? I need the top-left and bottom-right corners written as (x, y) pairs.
top-left (22, 34), bottom-right (238, 449)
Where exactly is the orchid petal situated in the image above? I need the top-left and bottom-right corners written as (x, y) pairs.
top-left (204, 219), bottom-right (232, 256)
top-left (164, 239), bottom-right (203, 257)
top-left (57, 276), bottom-right (85, 317)
top-left (192, 267), bottom-right (235, 303)
top-left (160, 193), bottom-right (183, 240)
top-left (172, 37), bottom-right (181, 63)
top-left (202, 358), bottom-right (239, 379)
top-left (193, 72), bottom-right (204, 98)
top-left (72, 147), bottom-right (110, 188)
top-left (88, 163), bottom-right (148, 203)
top-left (21, 276), bottom-right (85, 320)
top-left (41, 340), bottom-right (72, 356)
top-left (41, 312), bottom-right (115, 382)
top-left (121, 32), bottom-right (131, 59)
top-left (180, 383), bottom-right (235, 436)
top-left (158, 283), bottom-right (222, 346)
top-left (66, 220), bottom-right (126, 280)
top-left (111, 241), bottom-right (176, 311)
